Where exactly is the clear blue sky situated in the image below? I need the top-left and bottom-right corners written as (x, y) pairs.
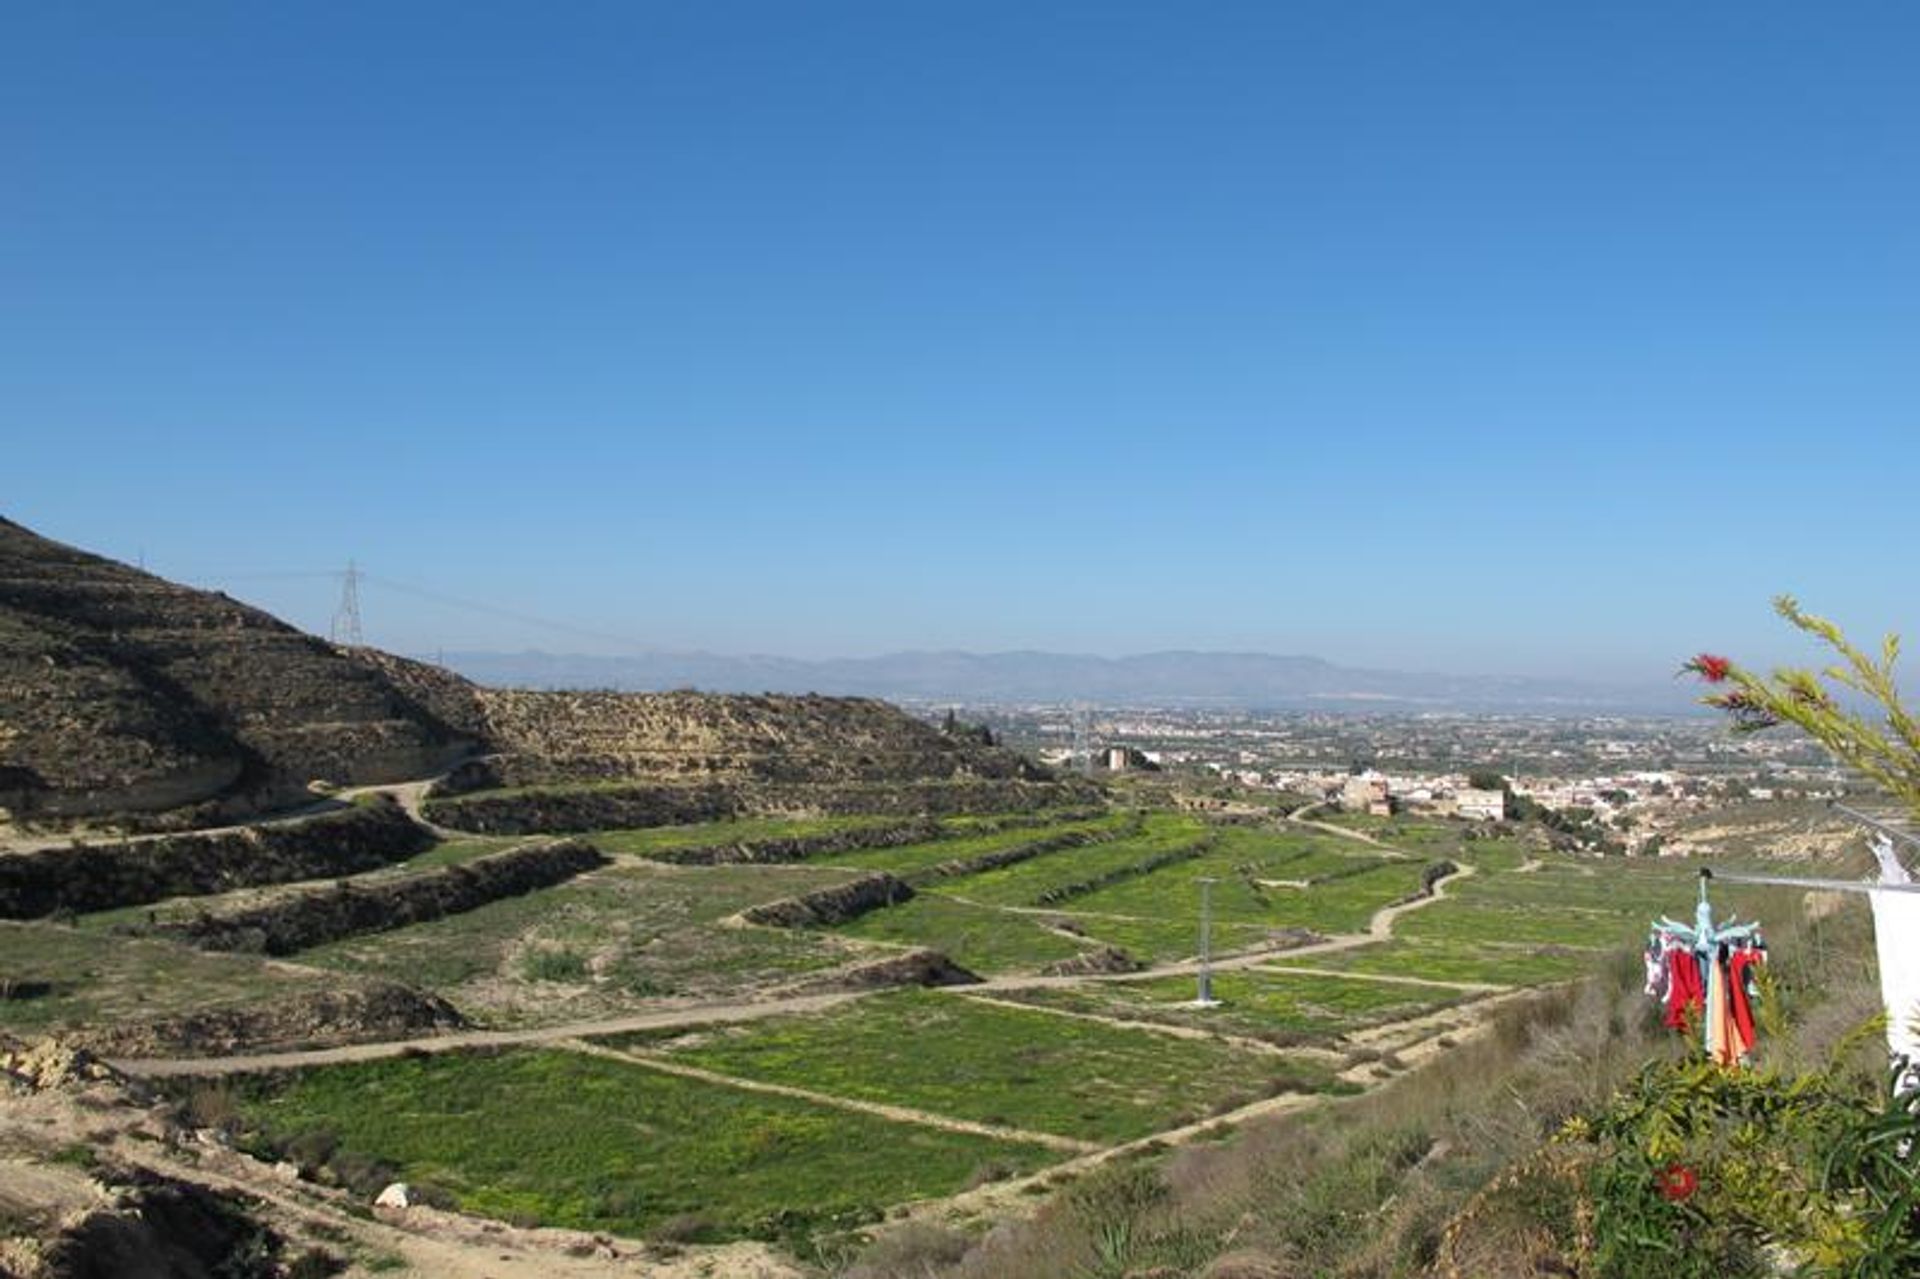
top-left (6, 2), bottom-right (1916, 681)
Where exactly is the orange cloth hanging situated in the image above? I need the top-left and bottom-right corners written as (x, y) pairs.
top-left (1707, 954), bottom-right (1741, 1066)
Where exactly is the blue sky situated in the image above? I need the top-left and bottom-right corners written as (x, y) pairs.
top-left (5, 2), bottom-right (1916, 681)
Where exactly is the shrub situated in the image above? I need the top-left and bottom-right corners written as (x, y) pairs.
top-left (520, 946), bottom-right (590, 982)
top-left (1571, 1030), bottom-right (1920, 1278)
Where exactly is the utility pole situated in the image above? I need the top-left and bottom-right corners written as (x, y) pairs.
top-left (329, 559), bottom-right (364, 647)
top-left (1195, 876), bottom-right (1219, 1006)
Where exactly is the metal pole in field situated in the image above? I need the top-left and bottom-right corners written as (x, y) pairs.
top-left (1196, 876), bottom-right (1218, 1006)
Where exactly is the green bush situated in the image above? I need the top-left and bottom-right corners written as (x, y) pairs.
top-left (1571, 1028), bottom-right (1920, 1278)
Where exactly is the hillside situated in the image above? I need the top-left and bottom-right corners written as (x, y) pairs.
top-left (0, 518), bottom-right (474, 821)
top-left (0, 519), bottom-right (1051, 825)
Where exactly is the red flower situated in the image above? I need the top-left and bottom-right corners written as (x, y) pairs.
top-left (1655, 1162), bottom-right (1698, 1202)
top-left (1688, 654), bottom-right (1733, 683)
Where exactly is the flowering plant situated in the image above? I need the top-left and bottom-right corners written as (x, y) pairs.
top-left (1682, 596), bottom-right (1920, 815)
top-left (1655, 1162), bottom-right (1698, 1202)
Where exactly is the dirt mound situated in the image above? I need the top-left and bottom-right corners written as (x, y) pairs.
top-left (0, 517), bottom-right (477, 822)
top-left (70, 983), bottom-right (465, 1058)
top-left (740, 873), bottom-right (915, 928)
top-left (1202, 1251), bottom-right (1299, 1279)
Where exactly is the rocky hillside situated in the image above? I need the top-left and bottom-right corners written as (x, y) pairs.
top-left (1, 518), bottom-right (1055, 823)
top-left (0, 518), bottom-right (474, 821)
top-left (350, 647), bottom-right (1047, 789)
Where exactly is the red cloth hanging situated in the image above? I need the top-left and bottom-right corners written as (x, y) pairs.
top-left (1665, 948), bottom-right (1705, 1029)
top-left (1727, 948), bottom-right (1763, 1056)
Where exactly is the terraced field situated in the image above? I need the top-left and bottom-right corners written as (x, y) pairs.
top-left (598, 988), bottom-right (1340, 1145)
top-left (8, 788), bottom-right (1742, 1268)
top-left (216, 1047), bottom-right (1060, 1242)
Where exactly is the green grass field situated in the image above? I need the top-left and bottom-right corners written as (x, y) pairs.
top-left (936, 812), bottom-right (1212, 906)
top-left (299, 861), bottom-right (870, 1020)
top-left (987, 968), bottom-right (1465, 1042)
top-left (833, 893), bottom-right (1093, 974)
top-left (218, 1048), bottom-right (1059, 1242)
top-left (1300, 937), bottom-right (1599, 986)
top-left (17, 794), bottom-right (1741, 1262)
top-left (817, 812), bottom-right (1138, 877)
top-left (0, 920), bottom-right (377, 1036)
top-left (599, 988), bottom-right (1339, 1143)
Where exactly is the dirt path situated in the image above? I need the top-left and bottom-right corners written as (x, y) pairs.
top-left (1340, 987), bottom-right (1532, 1057)
top-left (1284, 803), bottom-right (1410, 856)
top-left (952, 990), bottom-right (1307, 1057)
top-left (1364, 861), bottom-right (1475, 939)
top-left (897, 1087), bottom-right (1325, 1228)
top-left (0, 766), bottom-right (466, 855)
top-left (114, 990), bottom-right (871, 1079)
top-left (566, 1039), bottom-right (1098, 1154)
top-left (1247, 962), bottom-right (1506, 993)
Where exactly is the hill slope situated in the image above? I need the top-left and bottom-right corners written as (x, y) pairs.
top-left (0, 518), bottom-right (475, 819)
top-left (0, 519), bottom-right (1052, 823)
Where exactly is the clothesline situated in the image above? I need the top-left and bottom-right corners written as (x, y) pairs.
top-left (1700, 817), bottom-right (1920, 1090)
top-left (1700, 868), bottom-right (1920, 895)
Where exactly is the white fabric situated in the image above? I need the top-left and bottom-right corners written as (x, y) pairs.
top-left (1871, 834), bottom-right (1912, 885)
top-left (1870, 885), bottom-right (1920, 1082)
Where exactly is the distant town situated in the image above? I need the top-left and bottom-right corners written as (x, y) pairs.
top-left (918, 704), bottom-right (1852, 857)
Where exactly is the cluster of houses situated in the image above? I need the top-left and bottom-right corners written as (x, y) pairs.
top-left (1337, 770), bottom-right (1506, 821)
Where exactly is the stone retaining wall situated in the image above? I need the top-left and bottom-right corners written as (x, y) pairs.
top-left (738, 872), bottom-right (915, 928)
top-left (0, 798), bottom-right (434, 920)
top-left (147, 840), bottom-right (607, 955)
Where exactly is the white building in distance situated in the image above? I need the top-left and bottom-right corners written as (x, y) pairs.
top-left (1451, 787), bottom-right (1507, 821)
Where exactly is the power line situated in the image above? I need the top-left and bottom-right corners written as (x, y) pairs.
top-left (189, 563), bottom-right (660, 654)
top-left (357, 572), bottom-right (657, 653)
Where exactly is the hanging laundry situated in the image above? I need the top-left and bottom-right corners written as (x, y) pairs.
top-left (1646, 872), bottom-right (1766, 1066)
top-left (1661, 944), bottom-right (1703, 1030)
top-left (1727, 946), bottom-right (1763, 1059)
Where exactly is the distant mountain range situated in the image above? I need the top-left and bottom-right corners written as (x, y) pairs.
top-left (436, 648), bottom-right (1700, 714)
